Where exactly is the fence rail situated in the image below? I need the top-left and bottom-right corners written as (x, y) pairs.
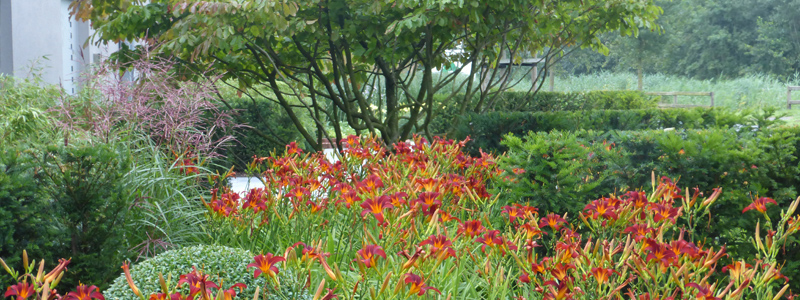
top-left (646, 91), bottom-right (714, 107)
top-left (788, 86), bottom-right (800, 109)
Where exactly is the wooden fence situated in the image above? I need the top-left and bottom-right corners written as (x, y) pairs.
top-left (646, 91), bottom-right (714, 107)
top-left (788, 86), bottom-right (800, 109)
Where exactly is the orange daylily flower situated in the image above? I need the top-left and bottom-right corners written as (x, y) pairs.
top-left (742, 197), bottom-right (777, 214)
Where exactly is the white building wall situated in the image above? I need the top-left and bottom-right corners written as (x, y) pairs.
top-left (0, 0), bottom-right (119, 93)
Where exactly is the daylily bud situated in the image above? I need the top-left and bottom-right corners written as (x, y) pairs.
top-left (755, 222), bottom-right (765, 253)
top-left (36, 260), bottom-right (45, 283)
top-left (729, 279), bottom-right (750, 298)
top-left (159, 273), bottom-right (168, 294)
top-left (22, 250), bottom-right (28, 270)
top-left (252, 286), bottom-right (260, 300)
top-left (41, 279), bottom-right (50, 300)
top-left (773, 284), bottom-right (790, 300)
top-left (320, 257), bottom-right (337, 281)
top-left (312, 279), bottom-right (326, 300)
top-left (379, 272), bottom-right (392, 295)
top-left (122, 262), bottom-right (143, 299)
top-left (51, 271), bottom-right (65, 288)
top-left (0, 258), bottom-right (12, 276)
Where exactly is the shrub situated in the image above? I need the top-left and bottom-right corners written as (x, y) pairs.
top-left (104, 245), bottom-right (271, 300)
top-left (41, 143), bottom-right (133, 289)
top-left (0, 148), bottom-right (58, 289)
top-left (452, 107), bottom-right (750, 155)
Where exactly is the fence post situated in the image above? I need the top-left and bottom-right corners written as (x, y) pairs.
top-left (710, 92), bottom-right (714, 107)
top-left (789, 87), bottom-right (793, 109)
top-left (673, 95), bottom-right (678, 105)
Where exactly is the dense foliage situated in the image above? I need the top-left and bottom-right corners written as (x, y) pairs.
top-left (218, 91), bottom-right (300, 172)
top-left (449, 107), bottom-right (750, 155)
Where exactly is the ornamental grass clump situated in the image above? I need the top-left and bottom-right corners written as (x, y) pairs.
top-left (195, 136), bottom-right (800, 299)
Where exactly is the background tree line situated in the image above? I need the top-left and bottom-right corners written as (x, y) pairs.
top-left (561, 0), bottom-right (800, 81)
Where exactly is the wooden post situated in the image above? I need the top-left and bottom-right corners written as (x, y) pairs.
top-left (710, 92), bottom-right (714, 107)
top-left (673, 95), bottom-right (678, 105)
top-left (789, 87), bottom-right (793, 109)
top-left (549, 70), bottom-right (555, 92)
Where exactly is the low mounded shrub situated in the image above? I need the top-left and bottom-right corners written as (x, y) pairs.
top-left (104, 245), bottom-right (270, 300)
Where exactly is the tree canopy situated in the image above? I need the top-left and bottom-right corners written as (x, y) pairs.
top-left (73, 0), bottom-right (662, 149)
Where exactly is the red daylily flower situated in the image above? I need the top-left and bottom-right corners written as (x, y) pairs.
top-left (355, 245), bottom-right (386, 268)
top-left (416, 192), bottom-right (442, 210)
top-left (242, 188), bottom-right (267, 213)
top-left (415, 178), bottom-right (439, 192)
top-left (590, 267), bottom-right (616, 285)
top-left (519, 223), bottom-right (544, 239)
top-left (221, 283), bottom-right (247, 300)
top-left (624, 224), bottom-right (655, 241)
top-left (502, 205), bottom-right (524, 223)
top-left (360, 195), bottom-right (394, 224)
top-left (247, 253), bottom-right (286, 279)
top-left (64, 284), bottom-right (105, 300)
top-left (404, 273), bottom-right (441, 296)
top-left (584, 198), bottom-right (619, 220)
top-left (286, 141), bottom-right (303, 155)
top-left (644, 239), bottom-right (676, 268)
top-left (389, 192), bottom-right (408, 208)
top-left (149, 293), bottom-right (167, 300)
top-left (457, 220), bottom-right (484, 238)
top-left (339, 190), bottom-right (361, 208)
top-left (177, 268), bottom-right (219, 297)
top-left (742, 197), bottom-right (777, 214)
top-left (4, 282), bottom-right (35, 300)
top-left (539, 213), bottom-right (567, 231)
top-left (651, 203), bottom-right (679, 223)
top-left (685, 283), bottom-right (721, 300)
top-left (357, 174), bottom-right (384, 193)
top-left (623, 191), bottom-right (648, 208)
top-left (419, 235), bottom-right (456, 259)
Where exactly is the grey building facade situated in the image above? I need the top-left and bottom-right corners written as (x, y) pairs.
top-left (0, 0), bottom-right (118, 93)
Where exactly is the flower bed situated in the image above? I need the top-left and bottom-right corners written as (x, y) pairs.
top-left (3, 136), bottom-right (799, 300)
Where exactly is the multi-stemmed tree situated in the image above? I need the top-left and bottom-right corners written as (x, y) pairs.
top-left (72, 0), bottom-right (662, 150)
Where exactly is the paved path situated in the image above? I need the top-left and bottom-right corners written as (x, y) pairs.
top-left (230, 177), bottom-right (265, 194)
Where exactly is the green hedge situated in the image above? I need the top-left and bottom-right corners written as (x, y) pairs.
top-left (430, 90), bottom-right (660, 134)
top-left (495, 126), bottom-right (800, 282)
top-left (488, 90), bottom-right (660, 112)
top-left (451, 107), bottom-right (749, 155)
